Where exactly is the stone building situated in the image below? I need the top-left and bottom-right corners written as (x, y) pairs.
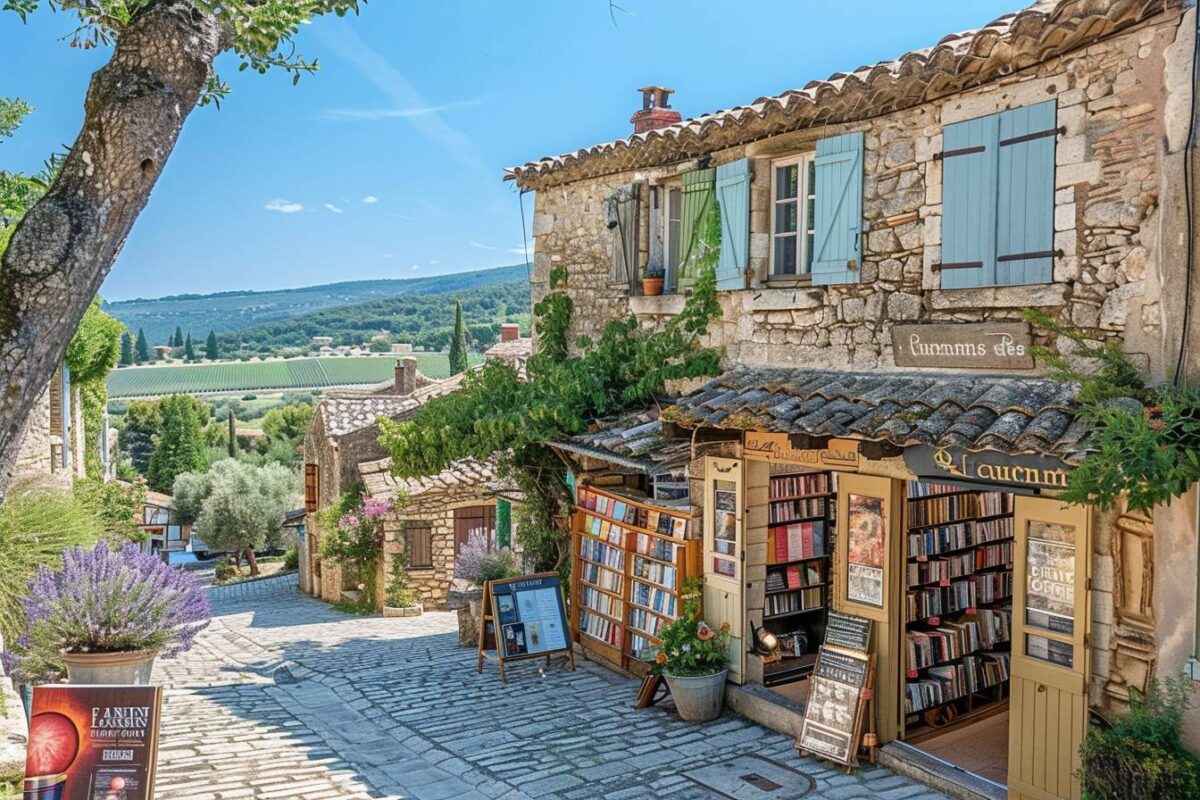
top-left (10, 362), bottom-right (86, 487)
top-left (509, 0), bottom-right (1199, 796)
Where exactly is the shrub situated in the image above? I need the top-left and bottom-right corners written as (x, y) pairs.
top-left (651, 617), bottom-right (731, 677)
top-left (3, 542), bottom-right (211, 683)
top-left (319, 494), bottom-right (393, 610)
top-left (1079, 678), bottom-right (1200, 800)
top-left (385, 554), bottom-right (419, 608)
top-left (283, 546), bottom-right (300, 570)
top-left (454, 531), bottom-right (518, 586)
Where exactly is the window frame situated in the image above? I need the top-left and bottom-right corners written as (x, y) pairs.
top-left (650, 180), bottom-right (684, 293)
top-left (405, 521), bottom-right (435, 570)
top-left (769, 152), bottom-right (816, 280)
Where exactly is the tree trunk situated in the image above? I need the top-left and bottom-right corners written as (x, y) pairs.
top-left (0, 3), bottom-right (222, 496)
top-left (244, 546), bottom-right (259, 577)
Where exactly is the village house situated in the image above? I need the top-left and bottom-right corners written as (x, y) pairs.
top-left (10, 361), bottom-right (87, 487)
top-left (509, 0), bottom-right (1199, 797)
top-left (302, 333), bottom-right (531, 606)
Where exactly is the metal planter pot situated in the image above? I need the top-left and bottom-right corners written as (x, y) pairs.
top-left (663, 669), bottom-right (729, 721)
top-left (382, 604), bottom-right (424, 618)
top-left (61, 649), bottom-right (158, 685)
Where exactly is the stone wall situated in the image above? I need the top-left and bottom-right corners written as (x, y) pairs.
top-left (531, 9), bottom-right (1193, 382)
top-left (381, 492), bottom-right (498, 609)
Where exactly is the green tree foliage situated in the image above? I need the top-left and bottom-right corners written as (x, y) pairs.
top-left (173, 459), bottom-right (298, 575)
top-left (205, 329), bottom-right (220, 360)
top-left (184, 332), bottom-right (196, 361)
top-left (65, 297), bottom-right (125, 477)
top-left (118, 399), bottom-right (161, 473)
top-left (173, 325), bottom-right (184, 348)
top-left (147, 395), bottom-right (209, 492)
top-left (119, 331), bottom-right (134, 366)
top-left (262, 402), bottom-right (314, 443)
top-left (135, 327), bottom-right (150, 363)
top-left (378, 265), bottom-right (722, 572)
top-left (0, 97), bottom-right (58, 258)
top-left (448, 300), bottom-right (468, 375)
top-left (73, 476), bottom-right (146, 543)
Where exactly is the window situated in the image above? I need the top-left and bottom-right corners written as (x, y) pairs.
top-left (665, 187), bottom-right (682, 290)
top-left (304, 464), bottom-right (319, 512)
top-left (405, 522), bottom-right (434, 569)
top-left (453, 505), bottom-right (497, 554)
top-left (771, 153), bottom-right (816, 277)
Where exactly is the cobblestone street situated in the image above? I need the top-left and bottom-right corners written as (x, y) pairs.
top-left (153, 576), bottom-right (947, 800)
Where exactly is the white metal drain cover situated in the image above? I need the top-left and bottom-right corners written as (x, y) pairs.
top-left (683, 754), bottom-right (816, 799)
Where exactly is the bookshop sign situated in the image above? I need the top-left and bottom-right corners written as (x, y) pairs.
top-left (743, 433), bottom-right (860, 471)
top-left (904, 446), bottom-right (1071, 492)
top-left (891, 322), bottom-right (1034, 370)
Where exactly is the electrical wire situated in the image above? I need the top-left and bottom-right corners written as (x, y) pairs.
top-left (1173, 12), bottom-right (1200, 385)
top-left (518, 188), bottom-right (532, 283)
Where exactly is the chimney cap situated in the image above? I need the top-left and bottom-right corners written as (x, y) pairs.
top-left (637, 86), bottom-right (674, 109)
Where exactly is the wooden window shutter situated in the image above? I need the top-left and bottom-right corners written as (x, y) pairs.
top-left (454, 505), bottom-right (497, 554)
top-left (678, 167), bottom-right (716, 288)
top-left (811, 131), bottom-right (865, 286)
top-left (939, 113), bottom-right (999, 288)
top-left (496, 498), bottom-right (512, 549)
top-left (996, 100), bottom-right (1057, 285)
top-left (609, 184), bottom-right (640, 289)
top-left (405, 521), bottom-right (434, 569)
top-left (715, 158), bottom-right (751, 291)
top-left (304, 464), bottom-right (319, 512)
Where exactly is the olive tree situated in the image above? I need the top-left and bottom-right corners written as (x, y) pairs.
top-left (0, 0), bottom-right (363, 494)
top-left (173, 459), bottom-right (298, 575)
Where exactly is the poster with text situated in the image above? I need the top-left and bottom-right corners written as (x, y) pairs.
top-left (1025, 521), bottom-right (1077, 636)
top-left (24, 685), bottom-right (163, 800)
top-left (797, 647), bottom-right (870, 765)
top-left (846, 494), bottom-right (885, 607)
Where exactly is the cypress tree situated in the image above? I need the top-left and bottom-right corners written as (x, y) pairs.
top-left (147, 395), bottom-right (207, 492)
top-left (227, 410), bottom-right (237, 458)
top-left (205, 330), bottom-right (220, 360)
top-left (119, 332), bottom-right (134, 366)
top-left (184, 333), bottom-right (196, 361)
top-left (135, 327), bottom-right (151, 362)
top-left (173, 325), bottom-right (184, 348)
top-left (448, 300), bottom-right (468, 375)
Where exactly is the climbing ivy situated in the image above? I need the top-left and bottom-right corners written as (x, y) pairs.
top-left (1024, 309), bottom-right (1200, 514)
top-left (66, 298), bottom-right (125, 478)
top-left (379, 264), bottom-right (723, 572)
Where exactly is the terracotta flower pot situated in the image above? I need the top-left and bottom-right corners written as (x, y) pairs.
top-left (642, 277), bottom-right (664, 296)
top-left (61, 649), bottom-right (158, 685)
top-left (663, 668), bottom-right (728, 721)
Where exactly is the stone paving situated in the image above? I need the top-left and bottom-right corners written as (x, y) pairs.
top-left (154, 575), bottom-right (948, 800)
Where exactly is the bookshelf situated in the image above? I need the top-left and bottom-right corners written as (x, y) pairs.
top-left (762, 470), bottom-right (835, 687)
top-left (902, 481), bottom-right (1015, 739)
top-left (572, 485), bottom-right (700, 675)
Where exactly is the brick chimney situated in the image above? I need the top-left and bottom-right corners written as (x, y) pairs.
top-left (394, 356), bottom-right (418, 395)
top-left (631, 86), bottom-right (681, 134)
top-left (500, 323), bottom-right (520, 342)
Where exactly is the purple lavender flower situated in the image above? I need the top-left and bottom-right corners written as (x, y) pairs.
top-left (4, 542), bottom-right (210, 681)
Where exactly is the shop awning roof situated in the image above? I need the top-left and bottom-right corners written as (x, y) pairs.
top-left (550, 411), bottom-right (693, 478)
top-left (660, 368), bottom-right (1092, 464)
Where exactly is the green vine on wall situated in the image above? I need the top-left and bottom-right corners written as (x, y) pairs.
top-left (1024, 309), bottom-right (1200, 514)
top-left (379, 264), bottom-right (724, 572)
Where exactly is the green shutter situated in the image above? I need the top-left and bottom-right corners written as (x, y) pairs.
top-left (811, 131), bottom-right (864, 285)
top-left (941, 113), bottom-right (999, 288)
top-left (715, 159), bottom-right (750, 291)
top-left (496, 498), bottom-right (512, 550)
top-left (678, 167), bottom-right (715, 288)
top-left (996, 100), bottom-right (1056, 285)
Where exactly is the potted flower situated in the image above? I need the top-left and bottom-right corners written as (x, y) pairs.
top-left (642, 263), bottom-right (665, 296)
top-left (382, 554), bottom-right (423, 617)
top-left (2, 542), bottom-right (210, 685)
top-left (652, 616), bottom-right (732, 721)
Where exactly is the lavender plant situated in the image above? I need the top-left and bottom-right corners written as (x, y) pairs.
top-left (454, 530), bottom-right (518, 587)
top-left (2, 542), bottom-right (211, 683)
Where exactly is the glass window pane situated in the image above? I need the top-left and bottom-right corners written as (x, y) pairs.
top-left (774, 235), bottom-right (797, 275)
top-left (776, 164), bottom-right (798, 201)
top-left (712, 480), bottom-right (738, 579)
top-left (775, 200), bottom-right (798, 233)
top-left (1026, 633), bottom-right (1073, 668)
top-left (803, 231), bottom-right (815, 274)
top-left (1025, 520), bottom-right (1076, 635)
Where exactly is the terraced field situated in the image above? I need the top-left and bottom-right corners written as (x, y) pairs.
top-left (106, 354), bottom-right (478, 398)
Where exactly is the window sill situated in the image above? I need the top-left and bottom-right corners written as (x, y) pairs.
top-left (930, 283), bottom-right (1067, 309)
top-left (629, 294), bottom-right (687, 316)
top-left (765, 275), bottom-right (815, 287)
top-left (746, 285), bottom-right (825, 313)
top-left (408, 566), bottom-right (436, 573)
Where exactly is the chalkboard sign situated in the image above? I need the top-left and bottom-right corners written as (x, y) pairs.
top-left (477, 572), bottom-right (575, 682)
top-left (824, 611), bottom-right (872, 653)
top-left (797, 646), bottom-right (874, 767)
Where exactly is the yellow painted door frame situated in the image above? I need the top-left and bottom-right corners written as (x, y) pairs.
top-left (703, 456), bottom-right (746, 683)
top-left (834, 472), bottom-right (904, 743)
top-left (1008, 496), bottom-right (1091, 800)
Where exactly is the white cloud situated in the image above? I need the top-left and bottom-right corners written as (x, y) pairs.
top-left (383, 253), bottom-right (397, 259)
top-left (321, 99), bottom-right (485, 122)
top-left (265, 199), bottom-right (304, 214)
top-left (314, 24), bottom-right (488, 173)
top-left (411, 264), bottom-right (421, 271)
top-left (362, 196), bottom-right (379, 204)
top-left (507, 245), bottom-right (531, 256)
top-left (428, 259), bottom-right (439, 265)
top-left (469, 241), bottom-right (497, 250)
top-left (324, 203), bottom-right (345, 214)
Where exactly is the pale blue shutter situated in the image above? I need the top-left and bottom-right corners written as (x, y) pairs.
top-left (715, 158), bottom-right (750, 291)
top-left (811, 132), bottom-right (864, 285)
top-left (996, 100), bottom-right (1056, 285)
top-left (940, 113), bottom-right (999, 288)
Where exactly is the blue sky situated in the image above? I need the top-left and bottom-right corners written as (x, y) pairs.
top-left (1, 0), bottom-right (1018, 301)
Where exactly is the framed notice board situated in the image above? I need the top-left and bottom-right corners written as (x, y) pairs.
top-left (797, 646), bottom-right (875, 768)
top-left (477, 572), bottom-right (575, 682)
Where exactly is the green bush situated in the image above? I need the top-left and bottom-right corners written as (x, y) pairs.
top-left (1079, 678), bottom-right (1200, 800)
top-left (283, 546), bottom-right (300, 570)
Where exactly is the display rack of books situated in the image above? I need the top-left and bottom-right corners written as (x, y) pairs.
top-left (902, 480), bottom-right (1015, 739)
top-left (762, 470), bottom-right (835, 687)
top-left (571, 484), bottom-right (700, 675)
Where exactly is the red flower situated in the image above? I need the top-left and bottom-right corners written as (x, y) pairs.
top-left (697, 622), bottom-right (714, 641)
top-left (719, 622), bottom-right (730, 633)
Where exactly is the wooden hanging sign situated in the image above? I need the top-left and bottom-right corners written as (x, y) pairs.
top-left (477, 572), bottom-right (575, 682)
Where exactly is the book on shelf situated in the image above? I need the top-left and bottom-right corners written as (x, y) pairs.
top-left (578, 609), bottom-right (622, 649)
top-left (765, 586), bottom-right (823, 617)
top-left (579, 561), bottom-right (623, 593)
top-left (769, 497), bottom-right (827, 524)
top-left (579, 538), bottom-right (625, 571)
top-left (632, 555), bottom-right (677, 590)
top-left (628, 607), bottom-right (670, 638)
top-left (904, 653), bottom-right (1011, 713)
top-left (906, 615), bottom-right (1012, 671)
top-left (768, 473), bottom-right (830, 498)
top-left (634, 532), bottom-right (681, 562)
top-left (908, 481), bottom-right (971, 499)
top-left (579, 586), bottom-right (623, 620)
top-left (630, 580), bottom-right (678, 617)
top-left (768, 520), bottom-right (826, 563)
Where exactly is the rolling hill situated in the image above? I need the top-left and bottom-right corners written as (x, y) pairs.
top-left (105, 262), bottom-right (530, 346)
